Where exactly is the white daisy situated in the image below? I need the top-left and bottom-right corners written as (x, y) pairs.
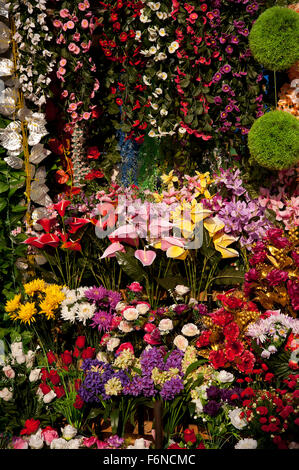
top-left (76, 302), bottom-right (96, 325)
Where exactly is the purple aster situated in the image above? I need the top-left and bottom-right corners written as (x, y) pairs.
top-left (173, 304), bottom-right (188, 315)
top-left (195, 303), bottom-right (208, 315)
top-left (106, 290), bottom-right (122, 309)
top-left (84, 286), bottom-right (108, 302)
top-left (160, 377), bottom-right (184, 400)
top-left (91, 310), bottom-right (113, 332)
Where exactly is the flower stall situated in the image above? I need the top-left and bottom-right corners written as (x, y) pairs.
top-left (0, 0), bottom-right (298, 453)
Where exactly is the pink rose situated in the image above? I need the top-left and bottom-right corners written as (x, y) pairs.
top-left (73, 32), bottom-right (81, 42)
top-left (78, 3), bottom-right (86, 11)
top-left (3, 365), bottom-right (15, 379)
top-left (66, 20), bottom-right (75, 29)
top-left (144, 323), bottom-right (156, 333)
top-left (42, 427), bottom-right (58, 446)
top-left (53, 19), bottom-right (62, 28)
top-left (128, 282), bottom-right (143, 292)
top-left (59, 58), bottom-right (67, 67)
top-left (116, 342), bottom-right (134, 356)
top-left (12, 437), bottom-right (28, 449)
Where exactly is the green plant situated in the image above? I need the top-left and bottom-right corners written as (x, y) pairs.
top-left (249, 6), bottom-right (299, 71)
top-left (248, 110), bottom-right (299, 170)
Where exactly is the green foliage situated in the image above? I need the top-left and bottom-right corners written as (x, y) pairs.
top-left (249, 6), bottom-right (299, 71)
top-left (248, 110), bottom-right (299, 170)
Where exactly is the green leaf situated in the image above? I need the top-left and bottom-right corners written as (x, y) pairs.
top-left (111, 408), bottom-right (119, 435)
top-left (184, 361), bottom-right (207, 378)
top-left (115, 252), bottom-right (146, 281)
top-left (213, 266), bottom-right (245, 286)
top-left (0, 199), bottom-right (7, 212)
top-left (157, 276), bottom-right (186, 291)
top-left (0, 182), bottom-right (9, 194)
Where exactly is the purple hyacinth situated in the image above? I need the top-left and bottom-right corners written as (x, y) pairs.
top-left (160, 377), bottom-right (184, 400)
top-left (164, 349), bottom-right (184, 372)
top-left (140, 347), bottom-right (166, 376)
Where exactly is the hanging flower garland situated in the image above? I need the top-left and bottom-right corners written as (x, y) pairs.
top-left (11, 0), bottom-right (56, 108)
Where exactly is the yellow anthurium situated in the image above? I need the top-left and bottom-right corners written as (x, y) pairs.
top-left (166, 246), bottom-right (188, 260)
top-left (213, 231), bottom-right (239, 259)
top-left (172, 218), bottom-right (194, 239)
top-left (161, 170), bottom-right (178, 190)
top-left (204, 216), bottom-right (225, 237)
top-left (190, 200), bottom-right (213, 223)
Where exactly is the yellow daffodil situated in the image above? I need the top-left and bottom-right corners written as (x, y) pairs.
top-left (17, 302), bottom-right (37, 324)
top-left (204, 216), bottom-right (225, 237)
top-left (24, 279), bottom-right (46, 296)
top-left (5, 294), bottom-right (21, 314)
top-left (213, 231), bottom-right (239, 259)
top-left (161, 170), bottom-right (178, 190)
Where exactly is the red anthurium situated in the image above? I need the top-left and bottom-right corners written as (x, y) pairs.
top-left (53, 200), bottom-right (71, 217)
top-left (56, 169), bottom-right (69, 185)
top-left (24, 236), bottom-right (45, 249)
top-left (68, 218), bottom-right (91, 234)
top-left (37, 218), bottom-right (57, 233)
top-left (39, 233), bottom-right (60, 248)
top-left (87, 146), bottom-right (101, 160)
top-left (61, 239), bottom-right (82, 251)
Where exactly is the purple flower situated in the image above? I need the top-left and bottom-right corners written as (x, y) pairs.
top-left (106, 436), bottom-right (124, 448)
top-left (222, 84), bottom-right (231, 93)
top-left (214, 96), bottom-right (222, 105)
top-left (230, 35), bottom-right (239, 44)
top-left (222, 64), bottom-right (231, 74)
top-left (225, 45), bottom-right (234, 54)
top-left (213, 72), bottom-right (222, 82)
top-left (207, 386), bottom-right (221, 401)
top-left (245, 268), bottom-right (260, 283)
top-left (225, 104), bottom-right (233, 113)
top-left (203, 400), bottom-right (221, 417)
top-left (85, 286), bottom-right (108, 302)
top-left (174, 304), bottom-right (188, 315)
top-left (91, 310), bottom-right (113, 332)
top-left (160, 377), bottom-right (184, 400)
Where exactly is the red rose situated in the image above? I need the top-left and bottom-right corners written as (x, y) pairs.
top-left (116, 342), bottom-right (134, 356)
top-left (41, 368), bottom-right (50, 382)
top-left (211, 308), bottom-right (233, 327)
top-left (82, 347), bottom-right (95, 359)
top-left (256, 406), bottom-right (268, 416)
top-left (20, 419), bottom-right (40, 435)
top-left (73, 347), bottom-right (81, 358)
top-left (279, 405), bottom-right (294, 419)
top-left (49, 370), bottom-right (61, 386)
top-left (73, 394), bottom-right (84, 409)
top-left (61, 350), bottom-right (72, 365)
top-left (75, 336), bottom-right (86, 349)
top-left (259, 417), bottom-right (267, 424)
top-left (54, 385), bottom-right (65, 399)
top-left (39, 383), bottom-right (52, 395)
top-left (127, 282), bottom-right (143, 292)
top-left (265, 373), bottom-right (274, 382)
top-left (183, 429), bottom-right (197, 444)
top-left (47, 351), bottom-right (57, 365)
top-left (87, 146), bottom-right (100, 160)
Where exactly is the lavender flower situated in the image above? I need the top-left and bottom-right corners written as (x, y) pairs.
top-left (160, 377), bottom-right (184, 400)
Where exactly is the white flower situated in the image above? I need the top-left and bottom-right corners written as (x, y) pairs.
top-left (261, 349), bottom-right (271, 359)
top-left (29, 429), bottom-right (44, 449)
top-left (123, 307), bottom-right (139, 322)
top-left (159, 28), bottom-right (166, 36)
top-left (149, 46), bottom-right (157, 55)
top-left (25, 350), bottom-right (35, 369)
top-left (76, 302), bottom-right (96, 325)
top-left (136, 303), bottom-right (150, 315)
top-left (181, 323), bottom-right (199, 337)
top-left (140, 14), bottom-right (151, 23)
top-left (43, 390), bottom-right (56, 404)
top-left (143, 75), bottom-right (152, 86)
top-left (61, 304), bottom-right (78, 323)
top-left (50, 438), bottom-right (69, 449)
top-left (29, 368), bottom-right (41, 382)
top-left (107, 338), bottom-right (120, 352)
top-left (118, 320), bottom-right (134, 333)
top-left (0, 387), bottom-right (13, 401)
top-left (61, 425), bottom-right (77, 441)
top-left (175, 285), bottom-right (190, 296)
top-left (173, 335), bottom-right (189, 351)
top-left (268, 345), bottom-right (277, 353)
top-left (154, 88), bottom-right (163, 95)
top-left (126, 438), bottom-right (150, 449)
top-left (156, 11), bottom-right (164, 19)
top-left (158, 319), bottom-right (173, 334)
top-left (67, 438), bottom-right (83, 449)
top-left (115, 301), bottom-right (127, 313)
top-left (216, 370), bottom-right (234, 383)
top-left (155, 52), bottom-right (167, 61)
top-left (179, 127), bottom-right (187, 134)
top-left (228, 408), bottom-right (247, 430)
top-left (157, 71), bottom-right (167, 80)
top-left (193, 398), bottom-right (204, 415)
top-left (62, 289), bottom-right (77, 305)
top-left (160, 108), bottom-right (168, 116)
top-left (15, 353), bottom-right (26, 365)
top-left (11, 342), bottom-right (23, 358)
top-left (289, 442), bottom-right (299, 449)
top-left (151, 103), bottom-right (159, 110)
top-left (135, 30), bottom-right (141, 40)
top-left (96, 351), bottom-right (108, 363)
top-left (3, 365), bottom-right (15, 379)
top-left (235, 438), bottom-right (257, 449)
top-left (148, 130), bottom-right (157, 137)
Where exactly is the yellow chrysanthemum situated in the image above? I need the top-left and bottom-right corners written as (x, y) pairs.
top-left (5, 294), bottom-right (21, 314)
top-left (161, 170), bottom-right (178, 190)
top-left (24, 279), bottom-right (46, 296)
top-left (38, 299), bottom-right (56, 320)
top-left (17, 302), bottom-right (37, 324)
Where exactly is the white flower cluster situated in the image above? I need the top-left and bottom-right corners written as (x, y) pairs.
top-left (137, 3), bottom-right (180, 138)
top-left (60, 287), bottom-right (96, 325)
top-left (11, 0), bottom-right (56, 106)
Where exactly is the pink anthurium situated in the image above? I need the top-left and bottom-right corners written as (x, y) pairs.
top-left (109, 225), bottom-right (139, 247)
top-left (101, 242), bottom-right (126, 259)
top-left (134, 249), bottom-right (156, 266)
top-left (160, 236), bottom-right (185, 251)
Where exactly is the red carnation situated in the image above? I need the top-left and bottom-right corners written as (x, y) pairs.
top-left (209, 349), bottom-right (227, 369)
top-left (236, 350), bottom-right (255, 373)
top-left (225, 340), bottom-right (244, 361)
top-left (73, 394), bottom-right (84, 409)
top-left (61, 350), bottom-right (72, 365)
top-left (46, 351), bottom-right (57, 365)
top-left (183, 429), bottom-right (197, 444)
top-left (82, 347), bottom-right (96, 359)
top-left (49, 370), bottom-right (61, 386)
top-left (20, 419), bottom-right (40, 435)
top-left (54, 385), bottom-right (65, 399)
top-left (223, 322), bottom-right (240, 342)
top-left (41, 368), bottom-right (50, 382)
top-left (75, 336), bottom-right (86, 349)
top-left (39, 383), bottom-right (52, 395)
top-left (196, 330), bottom-right (211, 348)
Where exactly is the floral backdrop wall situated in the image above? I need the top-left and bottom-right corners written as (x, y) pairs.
top-left (0, 0), bottom-right (298, 452)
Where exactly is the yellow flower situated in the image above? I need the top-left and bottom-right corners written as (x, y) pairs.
top-left (17, 302), bottom-right (37, 324)
top-left (5, 294), bottom-right (21, 314)
top-left (166, 246), bottom-right (188, 260)
top-left (161, 170), bottom-right (178, 190)
top-left (24, 279), bottom-right (46, 296)
top-left (38, 299), bottom-right (55, 320)
top-left (213, 231), bottom-right (239, 259)
top-left (204, 216), bottom-right (225, 237)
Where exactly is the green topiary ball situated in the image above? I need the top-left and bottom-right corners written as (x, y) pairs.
top-left (249, 6), bottom-right (299, 71)
top-left (248, 110), bottom-right (299, 170)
